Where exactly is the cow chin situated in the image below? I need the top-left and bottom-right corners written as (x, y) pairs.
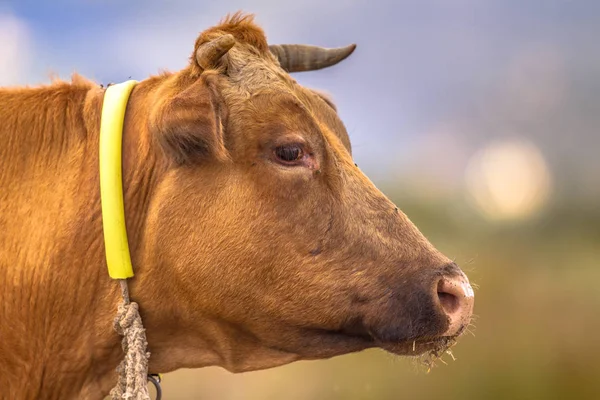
top-left (306, 321), bottom-right (464, 361)
top-left (378, 335), bottom-right (460, 358)
top-left (323, 319), bottom-right (457, 358)
top-left (274, 324), bottom-right (461, 364)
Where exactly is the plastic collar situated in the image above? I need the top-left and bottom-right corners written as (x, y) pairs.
top-left (99, 80), bottom-right (138, 279)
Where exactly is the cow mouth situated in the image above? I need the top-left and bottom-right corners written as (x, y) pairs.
top-left (378, 335), bottom-right (459, 357)
top-left (319, 325), bottom-right (462, 359)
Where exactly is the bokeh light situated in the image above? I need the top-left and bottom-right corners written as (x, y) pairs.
top-left (465, 138), bottom-right (552, 221)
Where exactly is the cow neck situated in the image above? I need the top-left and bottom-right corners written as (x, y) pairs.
top-left (99, 80), bottom-right (161, 399)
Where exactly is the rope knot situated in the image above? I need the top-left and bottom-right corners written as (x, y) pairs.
top-left (114, 302), bottom-right (141, 333)
top-left (110, 298), bottom-right (152, 400)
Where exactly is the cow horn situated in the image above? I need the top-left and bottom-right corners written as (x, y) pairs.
top-left (195, 34), bottom-right (236, 70)
top-left (269, 44), bottom-right (356, 72)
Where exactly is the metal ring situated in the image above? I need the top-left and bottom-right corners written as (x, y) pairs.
top-left (147, 374), bottom-right (163, 400)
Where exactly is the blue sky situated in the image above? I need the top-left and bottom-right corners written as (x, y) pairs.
top-left (2, 0), bottom-right (599, 201)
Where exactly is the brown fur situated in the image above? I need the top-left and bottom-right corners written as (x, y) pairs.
top-left (0, 14), bottom-right (469, 399)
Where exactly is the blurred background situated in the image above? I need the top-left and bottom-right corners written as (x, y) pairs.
top-left (3, 0), bottom-right (599, 398)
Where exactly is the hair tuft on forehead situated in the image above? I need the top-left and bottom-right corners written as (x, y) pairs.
top-left (196, 11), bottom-right (269, 54)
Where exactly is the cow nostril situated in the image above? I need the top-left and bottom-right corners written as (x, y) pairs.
top-left (437, 291), bottom-right (459, 315)
top-left (436, 274), bottom-right (475, 336)
top-left (436, 278), bottom-right (463, 315)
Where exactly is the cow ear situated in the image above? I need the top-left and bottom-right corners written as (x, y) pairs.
top-left (150, 76), bottom-right (228, 165)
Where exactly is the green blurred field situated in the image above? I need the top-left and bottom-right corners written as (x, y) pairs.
top-left (157, 193), bottom-right (600, 400)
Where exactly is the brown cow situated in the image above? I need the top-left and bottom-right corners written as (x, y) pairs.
top-left (0, 13), bottom-right (474, 399)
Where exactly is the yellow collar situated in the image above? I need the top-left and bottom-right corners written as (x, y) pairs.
top-left (99, 80), bottom-right (138, 279)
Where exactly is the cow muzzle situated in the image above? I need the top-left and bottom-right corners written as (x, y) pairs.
top-left (339, 262), bottom-right (475, 356)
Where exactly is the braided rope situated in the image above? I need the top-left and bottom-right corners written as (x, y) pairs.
top-left (109, 280), bottom-right (151, 400)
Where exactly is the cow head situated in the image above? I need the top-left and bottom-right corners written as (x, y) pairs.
top-left (133, 13), bottom-right (474, 373)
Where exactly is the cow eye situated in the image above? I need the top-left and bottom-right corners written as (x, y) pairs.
top-left (274, 144), bottom-right (304, 164)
